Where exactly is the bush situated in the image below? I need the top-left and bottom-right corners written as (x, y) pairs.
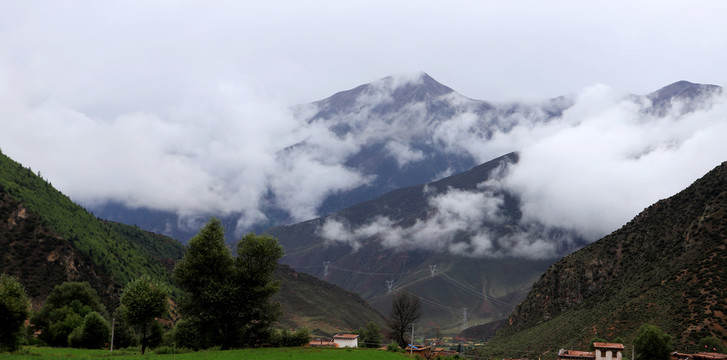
top-left (173, 319), bottom-right (204, 350)
top-left (32, 282), bottom-right (107, 347)
top-left (270, 328), bottom-right (311, 347)
top-left (146, 321), bottom-right (164, 349)
top-left (153, 345), bottom-right (192, 354)
top-left (387, 341), bottom-right (400, 352)
top-left (698, 336), bottom-right (724, 353)
top-left (67, 311), bottom-right (111, 349)
top-left (358, 322), bottom-right (383, 348)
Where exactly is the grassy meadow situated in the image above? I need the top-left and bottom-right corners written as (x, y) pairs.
top-left (0, 347), bottom-right (409, 360)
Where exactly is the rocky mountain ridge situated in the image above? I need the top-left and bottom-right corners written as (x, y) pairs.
top-left (479, 160), bottom-right (727, 357)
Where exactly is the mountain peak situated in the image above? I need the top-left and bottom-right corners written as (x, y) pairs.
top-left (646, 80), bottom-right (722, 115)
top-left (387, 72), bottom-right (455, 102)
top-left (309, 72), bottom-right (457, 121)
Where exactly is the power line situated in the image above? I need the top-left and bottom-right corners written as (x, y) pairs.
top-left (417, 295), bottom-right (461, 314)
top-left (437, 273), bottom-right (515, 308)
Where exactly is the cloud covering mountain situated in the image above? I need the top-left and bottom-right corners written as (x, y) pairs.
top-left (2, 70), bottom-right (726, 257)
top-left (309, 79), bottom-right (726, 259)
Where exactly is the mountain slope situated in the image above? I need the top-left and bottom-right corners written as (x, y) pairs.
top-left (0, 151), bottom-right (186, 306)
top-left (274, 264), bottom-right (384, 335)
top-left (479, 160), bottom-right (727, 358)
top-left (0, 150), bottom-right (384, 331)
top-left (266, 153), bottom-right (563, 333)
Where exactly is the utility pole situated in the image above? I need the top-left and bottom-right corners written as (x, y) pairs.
top-left (462, 308), bottom-right (468, 331)
top-left (386, 280), bottom-right (394, 293)
top-left (110, 317), bottom-right (115, 354)
top-left (323, 261), bottom-right (330, 277)
top-left (411, 323), bottom-right (415, 355)
top-left (429, 264), bottom-right (437, 277)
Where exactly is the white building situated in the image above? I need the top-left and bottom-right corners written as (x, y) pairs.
top-left (333, 334), bottom-right (359, 348)
top-left (594, 342), bottom-right (624, 360)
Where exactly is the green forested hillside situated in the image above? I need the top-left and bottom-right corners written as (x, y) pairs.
top-left (0, 151), bottom-right (185, 306)
top-left (0, 150), bottom-right (386, 331)
top-left (478, 161), bottom-right (727, 359)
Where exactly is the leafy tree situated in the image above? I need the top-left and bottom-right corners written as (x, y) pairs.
top-left (358, 322), bottom-right (383, 348)
top-left (234, 232), bottom-right (283, 347)
top-left (698, 336), bottom-right (724, 353)
top-left (634, 324), bottom-right (673, 360)
top-left (0, 274), bottom-right (30, 351)
top-left (173, 218), bottom-right (283, 349)
top-left (67, 311), bottom-right (110, 349)
top-left (386, 291), bottom-right (423, 348)
top-left (174, 218), bottom-right (235, 349)
top-left (31, 282), bottom-right (107, 347)
top-left (120, 275), bottom-right (168, 354)
top-left (590, 336), bottom-right (607, 350)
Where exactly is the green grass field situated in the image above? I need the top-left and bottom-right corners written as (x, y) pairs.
top-left (0, 347), bottom-right (408, 360)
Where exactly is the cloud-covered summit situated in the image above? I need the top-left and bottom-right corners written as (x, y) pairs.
top-left (2, 70), bottom-right (726, 256)
top-left (302, 80), bottom-right (727, 259)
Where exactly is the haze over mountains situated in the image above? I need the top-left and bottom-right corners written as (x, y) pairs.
top-left (80, 74), bottom-right (726, 253)
top-left (78, 74), bottom-right (726, 332)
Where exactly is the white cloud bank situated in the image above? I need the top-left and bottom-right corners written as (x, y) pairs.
top-left (319, 85), bottom-right (727, 258)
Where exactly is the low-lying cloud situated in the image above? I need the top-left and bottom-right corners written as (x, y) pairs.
top-left (2, 61), bottom-right (726, 258)
top-left (319, 84), bottom-right (727, 258)
top-left (319, 184), bottom-right (512, 254)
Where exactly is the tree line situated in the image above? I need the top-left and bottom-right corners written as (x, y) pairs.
top-left (1, 216), bottom-right (422, 353)
top-left (0, 218), bottom-right (309, 353)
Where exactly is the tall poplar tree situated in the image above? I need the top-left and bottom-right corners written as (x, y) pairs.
top-left (174, 218), bottom-right (283, 349)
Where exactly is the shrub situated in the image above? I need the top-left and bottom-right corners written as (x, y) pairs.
top-left (270, 328), bottom-right (311, 347)
top-left (153, 345), bottom-right (192, 354)
top-left (68, 311), bottom-right (111, 349)
top-left (387, 341), bottom-right (400, 352)
top-left (173, 319), bottom-right (203, 350)
top-left (146, 321), bottom-right (164, 350)
top-left (32, 282), bottom-right (107, 347)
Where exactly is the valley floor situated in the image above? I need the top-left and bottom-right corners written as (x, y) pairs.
top-left (0, 347), bottom-right (406, 360)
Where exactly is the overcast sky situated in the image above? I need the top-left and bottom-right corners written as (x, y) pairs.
top-left (2, 1), bottom-right (727, 254)
top-left (2, 1), bottom-right (727, 106)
